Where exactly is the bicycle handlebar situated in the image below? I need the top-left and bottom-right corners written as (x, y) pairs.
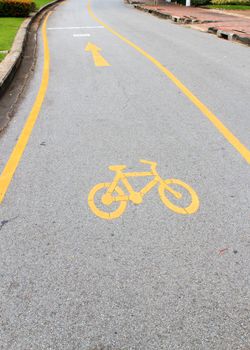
top-left (140, 159), bottom-right (157, 166)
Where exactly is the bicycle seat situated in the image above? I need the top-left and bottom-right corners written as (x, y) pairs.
top-left (109, 165), bottom-right (127, 171)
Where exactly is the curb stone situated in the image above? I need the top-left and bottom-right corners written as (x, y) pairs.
top-left (133, 4), bottom-right (250, 46)
top-left (0, 0), bottom-right (64, 97)
top-left (217, 30), bottom-right (236, 41)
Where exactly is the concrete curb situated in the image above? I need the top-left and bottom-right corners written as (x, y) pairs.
top-left (209, 28), bottom-right (250, 45)
top-left (0, 0), bottom-right (63, 97)
top-left (133, 4), bottom-right (250, 46)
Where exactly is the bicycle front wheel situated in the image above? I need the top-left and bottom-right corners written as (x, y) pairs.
top-left (158, 179), bottom-right (199, 215)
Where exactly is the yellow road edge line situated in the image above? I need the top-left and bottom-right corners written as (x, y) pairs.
top-left (0, 12), bottom-right (51, 204)
top-left (87, 0), bottom-right (250, 164)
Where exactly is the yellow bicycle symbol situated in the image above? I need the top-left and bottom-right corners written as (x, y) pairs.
top-left (88, 160), bottom-right (199, 220)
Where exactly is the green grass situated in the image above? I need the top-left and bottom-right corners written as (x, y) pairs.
top-left (0, 0), bottom-right (53, 62)
top-left (206, 4), bottom-right (250, 9)
top-left (0, 17), bottom-right (24, 61)
top-left (35, 0), bottom-right (54, 9)
top-left (0, 52), bottom-right (6, 61)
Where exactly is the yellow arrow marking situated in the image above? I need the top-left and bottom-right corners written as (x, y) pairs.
top-left (85, 42), bottom-right (110, 67)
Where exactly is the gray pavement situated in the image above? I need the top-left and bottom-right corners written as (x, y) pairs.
top-left (0, 0), bottom-right (249, 349)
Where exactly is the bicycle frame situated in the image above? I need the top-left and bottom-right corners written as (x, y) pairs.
top-left (106, 165), bottom-right (179, 203)
top-left (88, 160), bottom-right (199, 219)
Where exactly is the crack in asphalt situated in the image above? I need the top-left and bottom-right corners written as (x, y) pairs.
top-left (0, 216), bottom-right (18, 231)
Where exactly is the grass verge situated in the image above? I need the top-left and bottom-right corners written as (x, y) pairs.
top-left (35, 0), bottom-right (54, 9)
top-left (206, 4), bottom-right (250, 9)
top-left (0, 0), bottom-right (53, 62)
top-left (0, 17), bottom-right (24, 61)
top-left (0, 52), bottom-right (6, 61)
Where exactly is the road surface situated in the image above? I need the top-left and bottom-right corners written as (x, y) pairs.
top-left (0, 0), bottom-right (250, 349)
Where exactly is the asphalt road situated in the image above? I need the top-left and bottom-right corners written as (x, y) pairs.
top-left (0, 0), bottom-right (250, 349)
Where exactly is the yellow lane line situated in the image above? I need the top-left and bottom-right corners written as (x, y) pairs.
top-left (87, 0), bottom-right (250, 164)
top-left (0, 12), bottom-right (51, 204)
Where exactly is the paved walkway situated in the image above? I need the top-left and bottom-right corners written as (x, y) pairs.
top-left (131, 2), bottom-right (250, 43)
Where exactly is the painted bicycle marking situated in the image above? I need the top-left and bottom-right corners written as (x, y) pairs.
top-left (88, 160), bottom-right (200, 220)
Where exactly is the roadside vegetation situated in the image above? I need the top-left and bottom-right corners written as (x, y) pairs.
top-left (35, 0), bottom-right (53, 8)
top-left (205, 3), bottom-right (250, 8)
top-left (178, 0), bottom-right (250, 7)
top-left (0, 0), bottom-right (52, 62)
top-left (0, 17), bottom-right (24, 61)
top-left (206, 0), bottom-right (250, 8)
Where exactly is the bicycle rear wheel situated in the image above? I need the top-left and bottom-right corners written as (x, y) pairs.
top-left (88, 182), bottom-right (127, 220)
